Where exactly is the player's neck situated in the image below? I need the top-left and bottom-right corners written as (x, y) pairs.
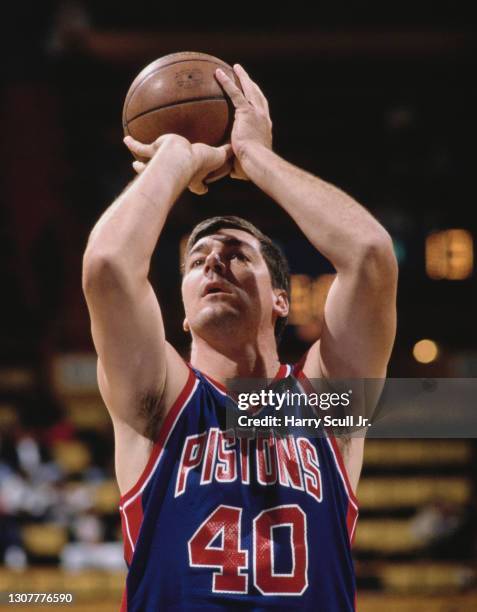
top-left (189, 332), bottom-right (281, 384)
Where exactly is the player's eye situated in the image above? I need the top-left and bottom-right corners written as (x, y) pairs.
top-left (229, 252), bottom-right (248, 262)
top-left (191, 258), bottom-right (205, 268)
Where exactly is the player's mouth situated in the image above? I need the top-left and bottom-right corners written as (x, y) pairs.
top-left (202, 282), bottom-right (234, 297)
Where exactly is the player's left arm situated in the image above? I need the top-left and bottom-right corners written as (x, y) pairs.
top-left (217, 65), bottom-right (398, 492)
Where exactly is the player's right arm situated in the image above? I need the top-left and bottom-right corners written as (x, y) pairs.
top-left (82, 134), bottom-right (232, 494)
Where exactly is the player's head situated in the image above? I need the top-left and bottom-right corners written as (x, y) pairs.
top-left (181, 216), bottom-right (290, 344)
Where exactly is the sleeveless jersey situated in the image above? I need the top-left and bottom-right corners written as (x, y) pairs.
top-left (119, 362), bottom-right (358, 611)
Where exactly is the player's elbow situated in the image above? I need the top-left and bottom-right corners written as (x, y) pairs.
top-left (356, 230), bottom-right (398, 285)
top-left (82, 248), bottom-right (129, 297)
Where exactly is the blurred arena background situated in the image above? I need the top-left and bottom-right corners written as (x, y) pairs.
top-left (1, 1), bottom-right (476, 610)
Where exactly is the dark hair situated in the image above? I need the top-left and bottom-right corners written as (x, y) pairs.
top-left (183, 216), bottom-right (290, 341)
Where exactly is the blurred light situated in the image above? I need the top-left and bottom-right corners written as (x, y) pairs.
top-left (426, 229), bottom-right (473, 280)
top-left (289, 274), bottom-right (312, 325)
top-left (413, 339), bottom-right (439, 364)
top-left (311, 274), bottom-right (335, 316)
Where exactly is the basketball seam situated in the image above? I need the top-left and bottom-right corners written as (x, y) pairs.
top-left (123, 58), bottom-right (232, 115)
top-left (124, 96), bottom-right (229, 126)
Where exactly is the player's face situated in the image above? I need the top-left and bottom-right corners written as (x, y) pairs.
top-left (181, 228), bottom-right (287, 340)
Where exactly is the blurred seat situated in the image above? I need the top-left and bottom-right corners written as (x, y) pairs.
top-left (0, 402), bottom-right (18, 430)
top-left (65, 396), bottom-right (110, 430)
top-left (363, 440), bottom-right (472, 468)
top-left (52, 440), bottom-right (91, 474)
top-left (358, 476), bottom-right (472, 510)
top-left (378, 561), bottom-right (476, 593)
top-left (355, 519), bottom-right (421, 554)
top-left (0, 367), bottom-right (35, 392)
top-left (93, 480), bottom-right (120, 514)
top-left (358, 592), bottom-right (477, 612)
top-left (21, 523), bottom-right (67, 557)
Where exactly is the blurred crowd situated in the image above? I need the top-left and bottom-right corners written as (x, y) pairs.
top-left (0, 395), bottom-right (124, 571)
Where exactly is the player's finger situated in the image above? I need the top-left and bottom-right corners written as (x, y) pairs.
top-left (215, 69), bottom-right (247, 108)
top-left (232, 64), bottom-right (259, 106)
top-left (230, 159), bottom-right (249, 181)
top-left (217, 143), bottom-right (234, 165)
top-left (204, 158), bottom-right (233, 184)
top-left (233, 64), bottom-right (270, 113)
top-left (189, 180), bottom-right (208, 195)
top-left (132, 160), bottom-right (146, 174)
top-left (198, 143), bottom-right (233, 180)
top-left (124, 136), bottom-right (155, 159)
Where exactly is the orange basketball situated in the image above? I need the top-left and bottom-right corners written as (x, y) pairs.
top-left (122, 51), bottom-right (241, 146)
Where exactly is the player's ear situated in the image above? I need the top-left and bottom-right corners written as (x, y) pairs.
top-left (183, 318), bottom-right (190, 333)
top-left (273, 289), bottom-right (289, 319)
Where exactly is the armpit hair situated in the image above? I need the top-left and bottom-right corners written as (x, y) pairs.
top-left (138, 391), bottom-right (164, 441)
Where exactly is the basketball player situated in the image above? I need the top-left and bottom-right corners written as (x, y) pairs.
top-left (82, 65), bottom-right (397, 610)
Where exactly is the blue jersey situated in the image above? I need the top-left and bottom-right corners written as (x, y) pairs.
top-left (119, 363), bottom-right (358, 611)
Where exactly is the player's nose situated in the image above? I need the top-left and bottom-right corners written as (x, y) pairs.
top-left (204, 251), bottom-right (226, 276)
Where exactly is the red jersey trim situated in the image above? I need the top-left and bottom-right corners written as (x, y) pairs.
top-left (118, 367), bottom-right (199, 562)
top-left (325, 434), bottom-right (359, 509)
top-left (292, 363), bottom-right (359, 544)
top-left (119, 367), bottom-right (198, 506)
top-left (325, 435), bottom-right (359, 544)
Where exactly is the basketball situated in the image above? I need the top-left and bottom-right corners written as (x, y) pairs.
top-left (122, 51), bottom-right (241, 147)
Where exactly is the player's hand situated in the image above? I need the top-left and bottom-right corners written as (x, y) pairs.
top-left (215, 64), bottom-right (273, 180)
top-left (124, 133), bottom-right (193, 171)
top-left (189, 142), bottom-right (234, 195)
top-left (124, 134), bottom-right (233, 195)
